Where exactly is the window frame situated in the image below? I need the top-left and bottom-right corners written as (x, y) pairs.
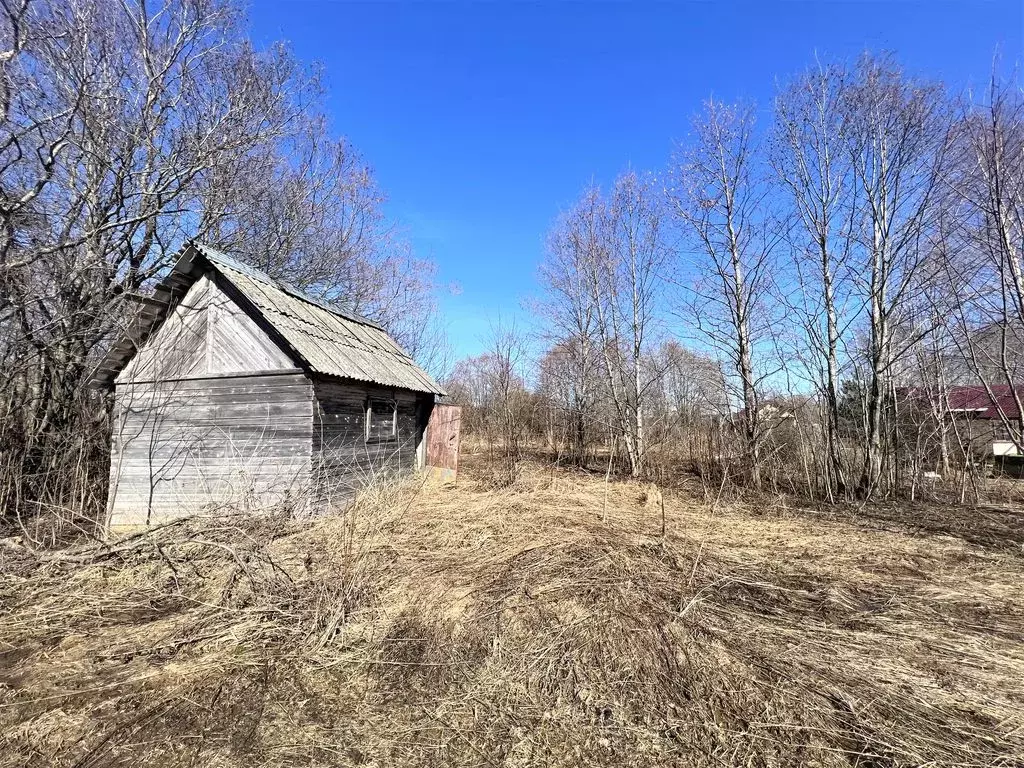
top-left (365, 397), bottom-right (399, 443)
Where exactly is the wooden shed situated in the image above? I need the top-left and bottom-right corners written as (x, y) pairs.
top-left (93, 242), bottom-right (448, 528)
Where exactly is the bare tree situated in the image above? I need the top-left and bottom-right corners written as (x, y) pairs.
top-left (842, 55), bottom-right (951, 496)
top-left (670, 100), bottom-right (781, 489)
top-left (641, 340), bottom-right (729, 476)
top-left (942, 74), bottom-right (1024, 457)
top-left (198, 116), bottom-right (448, 371)
top-left (580, 172), bottom-right (669, 477)
top-left (772, 61), bottom-right (860, 499)
top-left (654, 340), bottom-right (729, 427)
top-left (447, 325), bottom-right (531, 485)
top-left (537, 191), bottom-right (604, 465)
top-left (486, 320), bottom-right (531, 486)
top-left (535, 341), bottom-right (601, 465)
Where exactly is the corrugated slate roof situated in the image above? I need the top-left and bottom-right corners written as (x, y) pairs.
top-left (93, 242), bottom-right (446, 395)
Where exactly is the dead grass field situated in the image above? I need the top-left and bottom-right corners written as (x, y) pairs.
top-left (1, 454), bottom-right (1023, 767)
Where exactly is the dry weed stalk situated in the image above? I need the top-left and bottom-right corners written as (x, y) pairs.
top-left (0, 458), bottom-right (1022, 767)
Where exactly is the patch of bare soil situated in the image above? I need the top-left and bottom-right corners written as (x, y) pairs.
top-left (1, 456), bottom-right (1022, 767)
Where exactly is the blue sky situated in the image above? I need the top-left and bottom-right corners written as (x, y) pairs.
top-left (248, 0), bottom-right (1024, 360)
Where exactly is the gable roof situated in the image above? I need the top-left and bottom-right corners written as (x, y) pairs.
top-left (899, 385), bottom-right (1024, 420)
top-left (92, 242), bottom-right (445, 395)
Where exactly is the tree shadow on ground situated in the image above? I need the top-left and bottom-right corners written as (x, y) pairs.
top-left (790, 498), bottom-right (1024, 555)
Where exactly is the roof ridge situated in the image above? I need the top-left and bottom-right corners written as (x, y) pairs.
top-left (191, 242), bottom-right (385, 332)
top-left (92, 241), bottom-right (445, 394)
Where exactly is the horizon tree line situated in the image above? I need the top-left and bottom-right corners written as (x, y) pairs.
top-left (447, 53), bottom-right (1024, 502)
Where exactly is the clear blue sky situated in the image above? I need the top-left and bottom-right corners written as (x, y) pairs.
top-left (248, 1), bottom-right (1023, 360)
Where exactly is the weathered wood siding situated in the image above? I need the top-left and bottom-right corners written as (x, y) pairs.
top-left (108, 272), bottom-right (310, 528)
top-left (206, 279), bottom-right (295, 374)
top-left (117, 276), bottom-right (212, 383)
top-left (108, 373), bottom-right (314, 527)
top-left (116, 274), bottom-right (294, 386)
top-left (311, 379), bottom-right (430, 508)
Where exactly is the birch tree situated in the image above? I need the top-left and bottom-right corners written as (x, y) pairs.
top-left (671, 100), bottom-right (780, 489)
top-left (943, 74), bottom-right (1024, 453)
top-left (583, 172), bottom-right (668, 477)
top-left (540, 174), bottom-right (668, 477)
top-left (842, 55), bottom-right (951, 496)
top-left (772, 62), bottom-right (860, 499)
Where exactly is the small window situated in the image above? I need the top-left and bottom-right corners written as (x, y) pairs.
top-left (366, 398), bottom-right (398, 442)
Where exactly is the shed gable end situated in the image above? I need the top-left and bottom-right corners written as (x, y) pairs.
top-left (207, 278), bottom-right (295, 374)
top-left (117, 276), bottom-right (212, 383)
top-left (116, 274), bottom-right (295, 384)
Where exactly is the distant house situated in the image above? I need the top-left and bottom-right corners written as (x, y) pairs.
top-left (726, 397), bottom-right (808, 432)
top-left (899, 385), bottom-right (1024, 458)
top-left (93, 242), bottom-right (447, 528)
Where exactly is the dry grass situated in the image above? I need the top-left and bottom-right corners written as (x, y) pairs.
top-left (1, 453), bottom-right (1022, 767)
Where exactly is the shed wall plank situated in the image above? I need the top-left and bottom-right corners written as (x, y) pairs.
top-left (117, 277), bottom-right (212, 384)
top-left (108, 374), bottom-right (314, 527)
top-left (311, 379), bottom-right (430, 509)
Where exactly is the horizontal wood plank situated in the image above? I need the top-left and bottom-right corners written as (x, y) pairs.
top-left (109, 373), bottom-right (314, 527)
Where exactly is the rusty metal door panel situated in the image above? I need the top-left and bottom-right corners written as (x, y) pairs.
top-left (426, 403), bottom-right (461, 480)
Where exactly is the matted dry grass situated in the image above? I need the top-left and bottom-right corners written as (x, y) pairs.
top-left (1, 454), bottom-right (1022, 767)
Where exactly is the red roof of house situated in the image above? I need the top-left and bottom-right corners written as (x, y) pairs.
top-left (901, 385), bottom-right (1024, 420)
